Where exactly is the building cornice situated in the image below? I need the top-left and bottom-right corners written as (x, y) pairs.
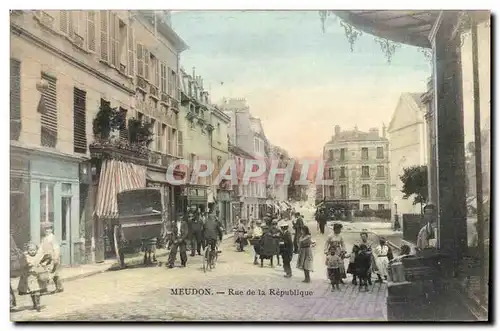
top-left (10, 141), bottom-right (89, 163)
top-left (211, 106), bottom-right (231, 123)
top-left (11, 23), bottom-right (135, 96)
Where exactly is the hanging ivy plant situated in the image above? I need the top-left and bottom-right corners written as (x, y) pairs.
top-left (92, 104), bottom-right (121, 141)
top-left (127, 117), bottom-right (154, 147)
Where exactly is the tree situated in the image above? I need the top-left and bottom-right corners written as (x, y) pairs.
top-left (399, 165), bottom-right (428, 214)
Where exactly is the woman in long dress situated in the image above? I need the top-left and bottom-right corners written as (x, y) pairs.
top-left (296, 226), bottom-right (314, 283)
top-left (324, 223), bottom-right (346, 282)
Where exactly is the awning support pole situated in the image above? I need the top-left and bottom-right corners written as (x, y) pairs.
top-left (471, 20), bottom-right (486, 306)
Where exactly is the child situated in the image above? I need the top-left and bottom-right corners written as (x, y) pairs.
top-left (18, 243), bottom-right (49, 311)
top-left (347, 244), bottom-right (360, 285)
top-left (355, 244), bottom-right (372, 291)
top-left (325, 246), bottom-right (342, 291)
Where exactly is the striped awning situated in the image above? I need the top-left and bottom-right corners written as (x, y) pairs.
top-left (94, 159), bottom-right (147, 219)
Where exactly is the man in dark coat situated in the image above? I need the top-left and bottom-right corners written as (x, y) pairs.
top-left (259, 226), bottom-right (279, 268)
top-left (279, 221), bottom-right (294, 278)
top-left (269, 219), bottom-right (282, 266)
top-left (317, 208), bottom-right (327, 235)
top-left (203, 214), bottom-right (223, 258)
top-left (189, 210), bottom-right (204, 256)
top-left (293, 213), bottom-right (305, 254)
top-left (167, 212), bottom-right (189, 268)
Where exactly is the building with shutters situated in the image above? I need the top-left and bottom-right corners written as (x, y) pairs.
top-left (9, 10), bottom-right (187, 265)
top-left (322, 125), bottom-right (391, 215)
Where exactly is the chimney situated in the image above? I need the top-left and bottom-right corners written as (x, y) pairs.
top-left (334, 125), bottom-right (341, 136)
top-left (192, 67), bottom-right (196, 79)
top-left (369, 127), bottom-right (380, 137)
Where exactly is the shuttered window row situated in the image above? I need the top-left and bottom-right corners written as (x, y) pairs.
top-left (177, 131), bottom-right (183, 158)
top-left (119, 108), bottom-right (128, 141)
top-left (10, 59), bottom-right (21, 141)
top-left (109, 12), bottom-right (118, 67)
top-left (100, 10), bottom-right (108, 61)
top-left (160, 63), bottom-right (167, 93)
top-left (127, 25), bottom-right (135, 76)
top-left (40, 73), bottom-right (58, 148)
top-left (73, 88), bottom-right (87, 154)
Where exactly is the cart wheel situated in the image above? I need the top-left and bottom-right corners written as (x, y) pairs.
top-left (113, 226), bottom-right (125, 268)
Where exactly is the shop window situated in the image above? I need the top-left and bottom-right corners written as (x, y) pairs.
top-left (40, 182), bottom-right (55, 234)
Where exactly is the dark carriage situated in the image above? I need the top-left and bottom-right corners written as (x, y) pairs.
top-left (114, 188), bottom-right (164, 268)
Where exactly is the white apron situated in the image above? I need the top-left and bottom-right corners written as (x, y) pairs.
top-left (374, 244), bottom-right (389, 277)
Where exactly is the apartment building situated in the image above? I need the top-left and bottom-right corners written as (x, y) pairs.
top-left (10, 10), bottom-right (187, 264)
top-left (221, 98), bottom-right (269, 220)
top-left (322, 125), bottom-right (391, 212)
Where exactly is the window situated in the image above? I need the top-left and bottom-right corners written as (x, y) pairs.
top-left (151, 54), bottom-right (159, 87)
top-left (340, 167), bottom-right (346, 178)
top-left (136, 44), bottom-right (144, 77)
top-left (377, 147), bottom-right (384, 159)
top-left (217, 156), bottom-right (222, 170)
top-left (363, 204), bottom-right (370, 211)
top-left (41, 73), bottom-right (58, 148)
top-left (377, 165), bottom-right (385, 177)
top-left (362, 147), bottom-right (369, 160)
top-left (137, 111), bottom-right (144, 122)
top-left (86, 11), bottom-right (96, 52)
top-left (362, 166), bottom-right (370, 177)
top-left (170, 128), bottom-right (177, 155)
top-left (362, 184), bottom-right (370, 198)
top-left (73, 88), bottom-right (87, 154)
top-left (40, 182), bottom-right (55, 234)
top-left (159, 123), bottom-right (166, 153)
top-left (160, 63), bottom-right (167, 93)
top-left (99, 11), bottom-right (108, 61)
top-left (378, 204), bottom-right (385, 211)
top-left (328, 168), bottom-right (334, 179)
top-left (177, 131), bottom-right (183, 157)
top-left (329, 186), bottom-right (335, 197)
top-left (340, 148), bottom-right (346, 161)
top-left (340, 185), bottom-right (347, 198)
top-left (328, 150), bottom-right (333, 160)
top-left (254, 138), bottom-right (260, 153)
top-left (127, 24), bottom-right (134, 76)
top-left (10, 59), bottom-right (21, 141)
top-left (376, 184), bottom-right (386, 198)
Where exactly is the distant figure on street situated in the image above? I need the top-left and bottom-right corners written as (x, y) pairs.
top-left (167, 213), bottom-right (189, 268)
top-left (235, 219), bottom-right (248, 252)
top-left (39, 222), bottom-right (63, 293)
top-left (296, 225), bottom-right (314, 283)
top-left (416, 203), bottom-right (438, 250)
top-left (250, 219), bottom-right (263, 265)
top-left (292, 213), bottom-right (305, 254)
top-left (189, 210), bottom-right (204, 257)
top-left (279, 220), bottom-right (294, 278)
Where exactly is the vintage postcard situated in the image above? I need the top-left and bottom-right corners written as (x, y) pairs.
top-left (9, 8), bottom-right (490, 322)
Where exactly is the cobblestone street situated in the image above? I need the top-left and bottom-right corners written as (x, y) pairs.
top-left (11, 221), bottom-right (388, 321)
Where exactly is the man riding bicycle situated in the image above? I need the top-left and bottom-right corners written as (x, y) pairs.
top-left (203, 213), bottom-right (224, 261)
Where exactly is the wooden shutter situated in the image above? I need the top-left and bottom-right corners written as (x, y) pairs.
top-left (73, 88), bottom-right (87, 154)
top-left (167, 67), bottom-right (172, 96)
top-left (68, 11), bottom-right (75, 37)
top-left (127, 25), bottom-right (134, 76)
top-left (109, 12), bottom-right (117, 66)
top-left (160, 63), bottom-right (167, 93)
top-left (136, 43), bottom-right (144, 77)
top-left (41, 73), bottom-right (58, 148)
top-left (118, 108), bottom-right (128, 141)
top-left (10, 59), bottom-right (21, 141)
top-left (99, 10), bottom-right (108, 62)
top-left (144, 48), bottom-right (150, 81)
top-left (177, 130), bottom-right (183, 157)
top-left (154, 58), bottom-right (160, 87)
top-left (59, 10), bottom-right (68, 34)
top-left (87, 11), bottom-right (96, 52)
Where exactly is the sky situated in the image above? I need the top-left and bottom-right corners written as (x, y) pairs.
top-left (170, 11), bottom-right (433, 158)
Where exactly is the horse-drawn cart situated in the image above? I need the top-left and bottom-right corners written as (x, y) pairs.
top-left (114, 188), bottom-right (164, 268)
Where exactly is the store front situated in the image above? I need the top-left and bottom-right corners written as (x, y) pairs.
top-left (146, 168), bottom-right (173, 222)
top-left (10, 148), bottom-right (31, 249)
top-left (217, 189), bottom-right (231, 232)
top-left (29, 152), bottom-right (81, 266)
top-left (180, 185), bottom-right (208, 213)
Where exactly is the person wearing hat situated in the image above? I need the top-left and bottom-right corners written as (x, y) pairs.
top-left (167, 212), bottom-right (189, 268)
top-left (270, 219), bottom-right (282, 266)
top-left (189, 209), bottom-right (204, 257)
top-left (373, 237), bottom-right (390, 282)
top-left (292, 213), bottom-right (305, 254)
top-left (278, 220), bottom-right (294, 278)
top-left (250, 219), bottom-right (264, 265)
top-left (39, 222), bottom-right (63, 293)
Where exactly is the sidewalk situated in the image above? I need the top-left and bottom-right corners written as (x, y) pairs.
top-left (11, 234), bottom-right (235, 291)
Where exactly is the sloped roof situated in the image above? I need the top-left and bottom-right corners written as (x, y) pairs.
top-left (328, 129), bottom-right (387, 144)
top-left (387, 92), bottom-right (425, 132)
top-left (229, 144), bottom-right (255, 159)
top-left (409, 93), bottom-right (425, 110)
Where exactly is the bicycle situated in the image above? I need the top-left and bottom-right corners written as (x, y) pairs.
top-left (202, 240), bottom-right (219, 273)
